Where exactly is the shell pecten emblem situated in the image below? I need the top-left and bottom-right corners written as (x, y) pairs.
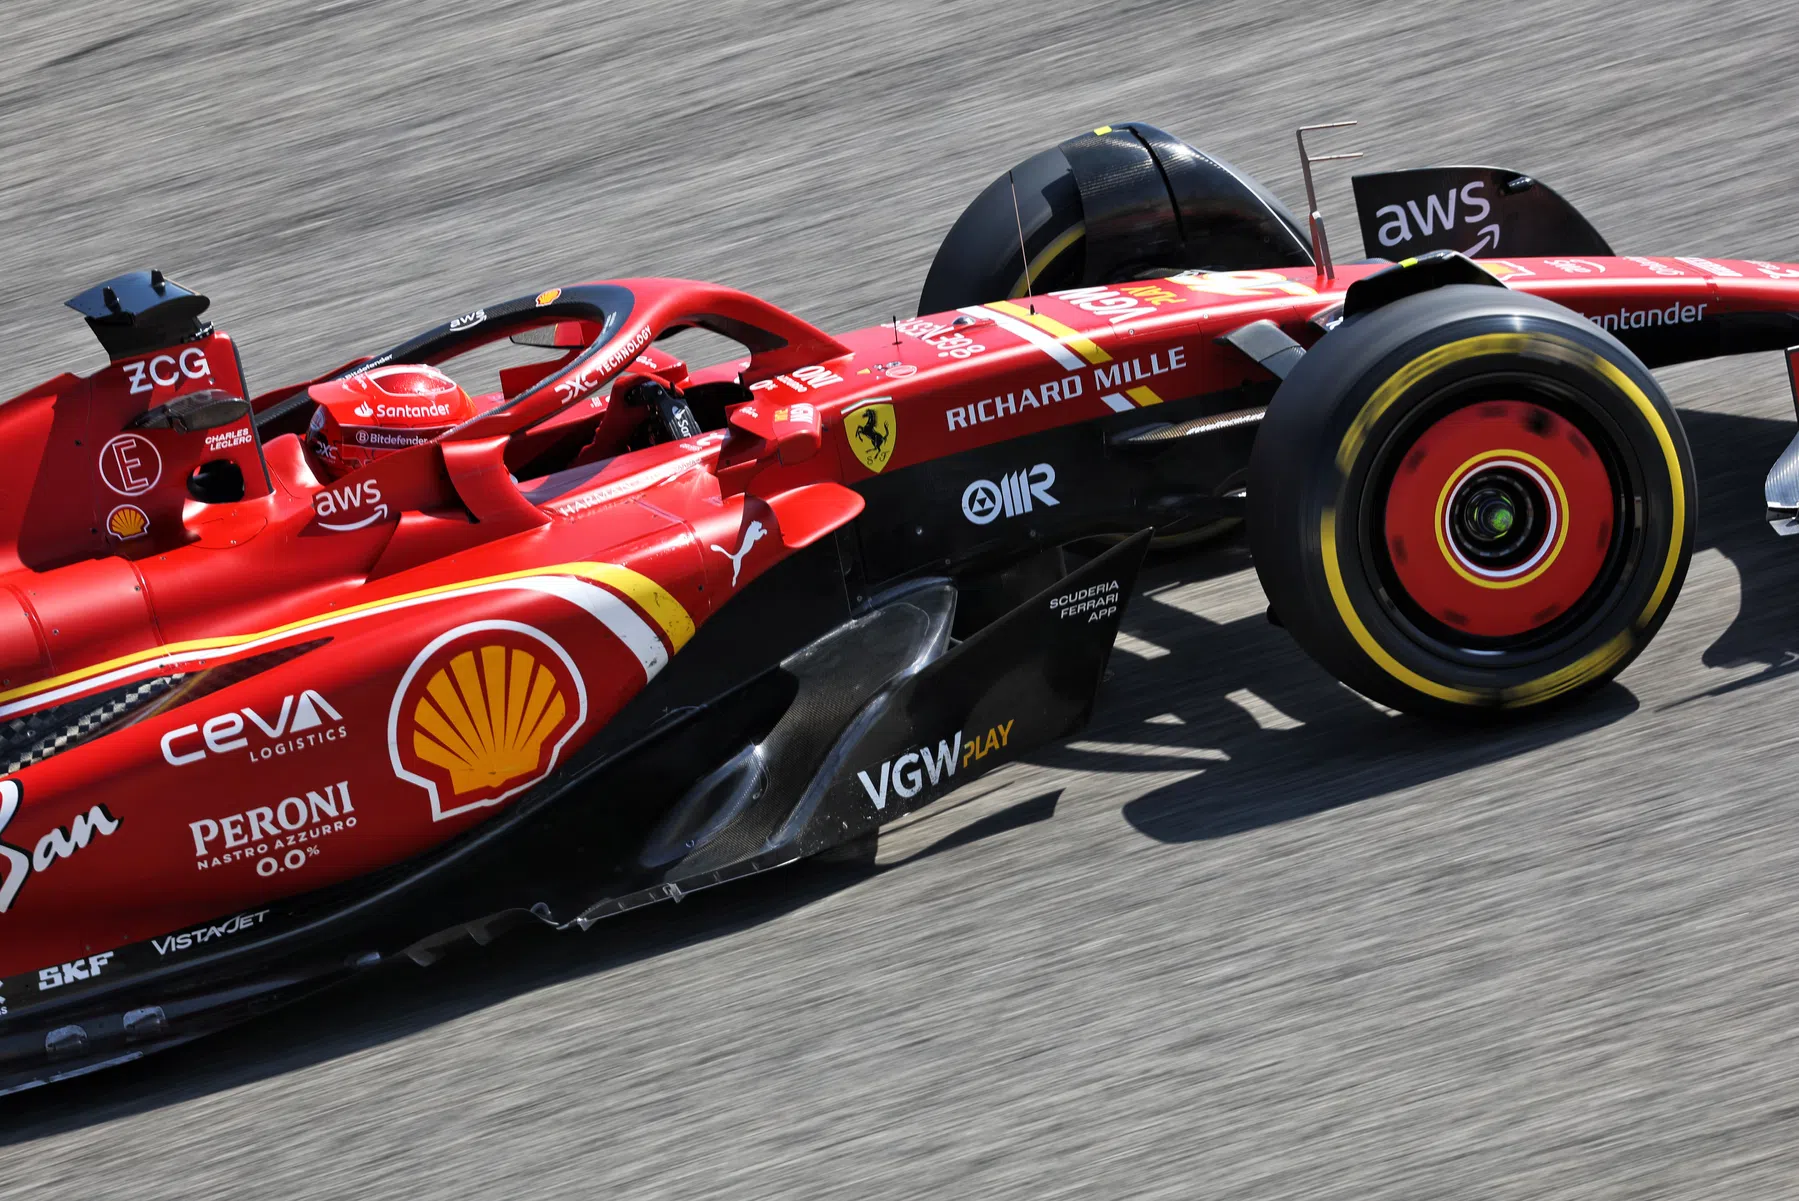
top-left (389, 621), bottom-right (588, 821)
top-left (106, 504), bottom-right (150, 540)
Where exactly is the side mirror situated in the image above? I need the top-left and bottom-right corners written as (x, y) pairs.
top-left (727, 401), bottom-right (821, 465)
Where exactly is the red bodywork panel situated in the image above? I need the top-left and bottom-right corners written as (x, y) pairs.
top-left (0, 256), bottom-right (1795, 977)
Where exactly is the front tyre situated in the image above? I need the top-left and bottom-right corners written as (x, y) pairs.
top-left (1249, 285), bottom-right (1694, 718)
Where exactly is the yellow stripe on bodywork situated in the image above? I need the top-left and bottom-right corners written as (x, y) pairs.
top-left (1125, 385), bottom-right (1164, 407)
top-left (581, 563), bottom-right (695, 650)
top-left (0, 561), bottom-right (694, 709)
top-left (988, 300), bottom-right (1113, 364)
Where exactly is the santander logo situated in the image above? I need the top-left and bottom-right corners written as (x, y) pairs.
top-left (372, 401), bottom-right (452, 420)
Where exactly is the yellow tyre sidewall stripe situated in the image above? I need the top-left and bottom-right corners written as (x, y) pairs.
top-left (1006, 223), bottom-right (1087, 302)
top-left (1319, 331), bottom-right (1687, 709)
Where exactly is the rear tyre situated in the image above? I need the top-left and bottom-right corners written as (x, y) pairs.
top-left (916, 123), bottom-right (1311, 315)
top-left (1249, 285), bottom-right (1694, 718)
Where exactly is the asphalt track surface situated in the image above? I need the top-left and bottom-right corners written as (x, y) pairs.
top-left (3, 1), bottom-right (1799, 1196)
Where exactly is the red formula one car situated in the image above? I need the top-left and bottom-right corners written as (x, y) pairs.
top-left (3, 122), bottom-right (1797, 1093)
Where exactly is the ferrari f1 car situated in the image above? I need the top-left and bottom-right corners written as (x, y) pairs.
top-left (4, 121), bottom-right (1798, 1094)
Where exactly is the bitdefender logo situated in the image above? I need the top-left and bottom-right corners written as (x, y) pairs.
top-left (161, 690), bottom-right (348, 767)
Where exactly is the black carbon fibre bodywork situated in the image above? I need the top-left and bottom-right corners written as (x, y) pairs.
top-left (0, 529), bottom-right (1150, 1096)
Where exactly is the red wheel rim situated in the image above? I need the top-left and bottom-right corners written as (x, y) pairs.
top-left (1381, 400), bottom-right (1616, 639)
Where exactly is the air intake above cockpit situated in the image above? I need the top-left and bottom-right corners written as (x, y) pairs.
top-left (64, 269), bottom-right (212, 360)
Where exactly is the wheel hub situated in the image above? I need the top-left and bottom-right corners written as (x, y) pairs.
top-left (1380, 400), bottom-right (1618, 640)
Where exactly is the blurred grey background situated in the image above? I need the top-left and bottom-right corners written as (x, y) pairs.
top-left (4, 1), bottom-right (1799, 1197)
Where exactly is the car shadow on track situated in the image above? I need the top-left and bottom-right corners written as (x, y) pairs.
top-left (1061, 403), bottom-right (1798, 844)
top-left (4, 408), bottom-right (1788, 1136)
top-left (1039, 540), bottom-right (1643, 843)
top-left (1676, 405), bottom-right (1799, 695)
top-left (0, 798), bottom-right (1048, 1141)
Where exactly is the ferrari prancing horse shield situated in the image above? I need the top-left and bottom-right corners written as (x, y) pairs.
top-left (389, 620), bottom-right (589, 822)
top-left (845, 399), bottom-right (896, 473)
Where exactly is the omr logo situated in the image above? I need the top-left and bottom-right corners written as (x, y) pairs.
top-left (962, 463), bottom-right (1058, 525)
top-left (390, 621), bottom-right (588, 821)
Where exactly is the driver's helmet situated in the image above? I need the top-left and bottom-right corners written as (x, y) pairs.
top-left (306, 364), bottom-right (475, 479)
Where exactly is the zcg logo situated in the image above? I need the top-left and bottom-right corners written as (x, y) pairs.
top-left (123, 347), bottom-right (212, 395)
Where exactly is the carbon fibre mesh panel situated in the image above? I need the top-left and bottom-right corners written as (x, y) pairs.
top-left (1, 676), bottom-right (182, 775)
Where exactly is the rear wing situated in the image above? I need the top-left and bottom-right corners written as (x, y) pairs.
top-left (1352, 166), bottom-right (1612, 261)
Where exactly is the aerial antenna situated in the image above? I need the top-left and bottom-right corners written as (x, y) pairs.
top-left (1295, 122), bottom-right (1364, 283)
top-left (1008, 170), bottom-right (1035, 314)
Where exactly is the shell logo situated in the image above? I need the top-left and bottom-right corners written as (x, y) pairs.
top-left (106, 504), bottom-right (150, 540)
top-left (389, 621), bottom-right (588, 822)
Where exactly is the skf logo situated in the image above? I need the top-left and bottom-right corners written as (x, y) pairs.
top-left (962, 463), bottom-right (1057, 525)
top-left (106, 504), bottom-right (150, 540)
top-left (844, 398), bottom-right (895, 474)
top-left (390, 621), bottom-right (588, 821)
top-left (39, 952), bottom-right (114, 991)
top-left (314, 478), bottom-right (389, 531)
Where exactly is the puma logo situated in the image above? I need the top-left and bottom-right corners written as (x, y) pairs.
top-left (710, 520), bottom-right (767, 586)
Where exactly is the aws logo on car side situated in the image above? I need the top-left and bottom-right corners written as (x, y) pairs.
top-left (389, 621), bottom-right (587, 822)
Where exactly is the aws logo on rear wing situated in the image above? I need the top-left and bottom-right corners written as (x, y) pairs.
top-left (1351, 167), bottom-right (1614, 262)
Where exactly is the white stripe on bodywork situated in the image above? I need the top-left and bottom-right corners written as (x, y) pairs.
top-left (959, 306), bottom-right (1085, 371)
top-left (1100, 392), bottom-right (1136, 412)
top-left (0, 574), bottom-right (666, 721)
